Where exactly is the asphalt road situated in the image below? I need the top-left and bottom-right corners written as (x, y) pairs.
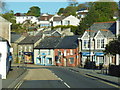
top-left (17, 66), bottom-right (118, 89)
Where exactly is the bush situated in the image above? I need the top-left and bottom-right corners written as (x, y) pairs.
top-left (109, 65), bottom-right (120, 77)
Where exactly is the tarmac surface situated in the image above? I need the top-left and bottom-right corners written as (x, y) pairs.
top-left (2, 64), bottom-right (120, 89)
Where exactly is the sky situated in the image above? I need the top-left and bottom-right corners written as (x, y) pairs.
top-left (3, 0), bottom-right (119, 14)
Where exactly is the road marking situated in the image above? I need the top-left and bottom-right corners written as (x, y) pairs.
top-left (58, 78), bottom-right (63, 81)
top-left (84, 74), bottom-right (120, 88)
top-left (64, 82), bottom-right (71, 88)
top-left (98, 80), bottom-right (120, 88)
top-left (69, 69), bottom-right (119, 88)
top-left (51, 71), bottom-right (71, 88)
top-left (14, 80), bottom-right (23, 89)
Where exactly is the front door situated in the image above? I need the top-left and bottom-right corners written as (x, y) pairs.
top-left (64, 58), bottom-right (67, 66)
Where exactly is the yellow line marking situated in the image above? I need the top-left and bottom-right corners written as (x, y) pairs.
top-left (83, 74), bottom-right (120, 88)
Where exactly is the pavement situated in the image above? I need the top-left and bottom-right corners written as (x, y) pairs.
top-left (2, 63), bottom-right (28, 89)
top-left (65, 66), bottom-right (120, 87)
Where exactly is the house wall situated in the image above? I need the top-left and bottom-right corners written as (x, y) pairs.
top-left (52, 21), bottom-right (61, 27)
top-left (18, 44), bottom-right (34, 63)
top-left (34, 49), bottom-right (55, 66)
top-left (16, 16), bottom-right (38, 24)
top-left (0, 22), bottom-right (11, 43)
top-left (0, 41), bottom-right (10, 79)
top-left (54, 48), bottom-right (80, 67)
top-left (62, 15), bottom-right (80, 26)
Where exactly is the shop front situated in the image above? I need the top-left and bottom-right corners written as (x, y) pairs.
top-left (24, 52), bottom-right (34, 64)
top-left (94, 52), bottom-right (104, 67)
top-left (81, 52), bottom-right (94, 66)
top-left (36, 53), bottom-right (53, 66)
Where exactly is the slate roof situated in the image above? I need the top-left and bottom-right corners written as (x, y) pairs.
top-left (11, 32), bottom-right (22, 43)
top-left (34, 36), bottom-right (62, 49)
top-left (38, 15), bottom-right (53, 21)
top-left (56, 35), bottom-right (79, 49)
top-left (18, 36), bottom-right (41, 44)
top-left (89, 21), bottom-right (116, 34)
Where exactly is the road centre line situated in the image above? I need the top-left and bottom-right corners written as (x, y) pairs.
top-left (51, 71), bottom-right (71, 88)
top-left (64, 82), bottom-right (71, 88)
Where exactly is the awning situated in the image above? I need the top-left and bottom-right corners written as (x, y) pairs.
top-left (82, 52), bottom-right (91, 56)
top-left (95, 52), bottom-right (104, 56)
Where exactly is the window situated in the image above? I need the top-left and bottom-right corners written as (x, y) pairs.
top-left (101, 39), bottom-right (104, 48)
top-left (83, 40), bottom-right (90, 49)
top-left (58, 51), bottom-right (62, 56)
top-left (70, 49), bottom-right (74, 55)
top-left (64, 50), bottom-right (67, 56)
top-left (96, 39), bottom-right (104, 49)
top-left (48, 58), bottom-right (52, 64)
top-left (29, 46), bottom-right (32, 52)
top-left (57, 57), bottom-right (61, 63)
top-left (38, 58), bottom-right (41, 64)
top-left (69, 58), bottom-right (74, 64)
top-left (48, 49), bottom-right (50, 55)
top-left (97, 39), bottom-right (100, 48)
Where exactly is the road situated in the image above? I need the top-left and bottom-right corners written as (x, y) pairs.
top-left (16, 65), bottom-right (118, 89)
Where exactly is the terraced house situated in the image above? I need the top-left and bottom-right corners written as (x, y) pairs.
top-left (78, 21), bottom-right (117, 68)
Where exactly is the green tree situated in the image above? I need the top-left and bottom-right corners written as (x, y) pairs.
top-left (1, 10), bottom-right (16, 23)
top-left (105, 38), bottom-right (120, 55)
top-left (76, 0), bottom-right (118, 35)
top-left (57, 8), bottom-right (64, 15)
top-left (63, 6), bottom-right (78, 16)
top-left (26, 6), bottom-right (40, 17)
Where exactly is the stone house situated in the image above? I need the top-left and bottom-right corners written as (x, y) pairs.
top-left (0, 16), bottom-right (12, 43)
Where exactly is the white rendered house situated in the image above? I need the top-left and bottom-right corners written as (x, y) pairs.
top-left (62, 15), bottom-right (80, 26)
top-left (0, 38), bottom-right (11, 79)
top-left (16, 16), bottom-right (39, 24)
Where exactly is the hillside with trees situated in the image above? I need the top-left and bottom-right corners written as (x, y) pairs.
top-left (76, 0), bottom-right (119, 35)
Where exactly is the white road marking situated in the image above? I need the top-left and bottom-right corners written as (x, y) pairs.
top-left (64, 82), bottom-right (71, 88)
top-left (51, 71), bottom-right (71, 88)
top-left (15, 80), bottom-right (23, 89)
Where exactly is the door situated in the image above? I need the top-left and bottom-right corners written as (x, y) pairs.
top-left (64, 58), bottom-right (67, 66)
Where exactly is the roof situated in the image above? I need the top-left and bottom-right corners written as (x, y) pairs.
top-left (89, 21), bottom-right (116, 34)
top-left (56, 35), bottom-right (79, 49)
top-left (38, 15), bottom-right (53, 21)
top-left (18, 36), bottom-right (41, 44)
top-left (11, 32), bottom-right (22, 43)
top-left (34, 36), bottom-right (62, 49)
top-left (53, 17), bottom-right (63, 21)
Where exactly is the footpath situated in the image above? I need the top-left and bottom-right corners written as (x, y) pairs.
top-left (65, 66), bottom-right (120, 87)
top-left (2, 63), bottom-right (28, 89)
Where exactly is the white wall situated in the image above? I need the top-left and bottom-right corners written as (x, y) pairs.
top-left (0, 42), bottom-right (9, 79)
top-left (34, 49), bottom-right (55, 65)
top-left (16, 16), bottom-right (38, 24)
top-left (62, 15), bottom-right (80, 26)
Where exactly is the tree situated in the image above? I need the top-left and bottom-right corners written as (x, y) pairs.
top-left (105, 40), bottom-right (120, 55)
top-left (26, 6), bottom-right (40, 17)
top-left (68, 0), bottom-right (78, 7)
top-left (1, 10), bottom-right (16, 23)
top-left (76, 0), bottom-right (118, 35)
top-left (62, 6), bottom-right (78, 16)
top-left (57, 8), bottom-right (64, 15)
